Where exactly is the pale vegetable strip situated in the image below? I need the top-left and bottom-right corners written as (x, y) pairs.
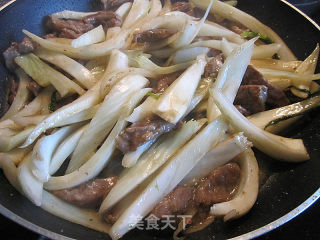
top-left (66, 75), bottom-right (148, 173)
top-left (207, 38), bottom-right (256, 122)
top-left (153, 54), bottom-right (207, 124)
top-left (198, 22), bottom-right (244, 44)
top-left (250, 59), bottom-right (301, 72)
top-left (15, 53), bottom-right (85, 97)
top-left (35, 48), bottom-right (96, 89)
top-left (17, 153), bottom-right (43, 206)
top-left (109, 117), bottom-right (227, 240)
top-left (192, 0), bottom-right (297, 61)
top-left (0, 145), bottom-right (32, 165)
top-left (291, 44), bottom-right (319, 98)
top-left (12, 115), bottom-right (48, 128)
top-left (252, 43), bottom-right (281, 59)
top-left (181, 132), bottom-right (252, 184)
top-left (133, 54), bottom-right (194, 74)
top-left (52, 10), bottom-right (97, 19)
top-left (171, 47), bottom-right (209, 64)
top-left (122, 0), bottom-right (150, 29)
top-left (0, 126), bottom-right (34, 152)
top-left (257, 68), bottom-right (320, 82)
top-left (121, 138), bottom-right (157, 168)
top-left (41, 191), bottom-right (111, 234)
top-left (210, 149), bottom-right (259, 221)
top-left (0, 69), bottom-right (30, 121)
top-left (53, 105), bottom-right (99, 127)
top-left (50, 124), bottom-right (88, 175)
top-left (23, 29), bottom-right (129, 59)
top-left (22, 81), bottom-right (103, 147)
top-left (248, 95), bottom-right (320, 134)
top-left (30, 124), bottom-right (82, 183)
top-left (170, 0), bottom-right (213, 48)
top-left (115, 2), bottom-right (132, 18)
top-left (0, 157), bottom-right (111, 233)
top-left (72, 25), bottom-right (105, 48)
top-left (100, 119), bottom-right (205, 212)
top-left (212, 89), bottom-right (309, 162)
top-left (44, 88), bottom-right (150, 190)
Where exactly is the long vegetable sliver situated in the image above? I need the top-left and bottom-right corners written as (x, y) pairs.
top-left (212, 89), bottom-right (309, 162)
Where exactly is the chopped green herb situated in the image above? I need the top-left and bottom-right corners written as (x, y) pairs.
top-left (49, 91), bottom-right (57, 113)
top-left (241, 31), bottom-right (274, 44)
top-left (146, 92), bottom-right (161, 99)
top-left (272, 53), bottom-right (280, 60)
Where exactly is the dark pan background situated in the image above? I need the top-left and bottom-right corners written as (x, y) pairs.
top-left (0, 0), bottom-right (319, 239)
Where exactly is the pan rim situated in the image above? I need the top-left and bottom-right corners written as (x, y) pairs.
top-left (0, 0), bottom-right (319, 239)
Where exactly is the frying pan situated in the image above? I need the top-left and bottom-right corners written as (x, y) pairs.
top-left (0, 0), bottom-right (319, 239)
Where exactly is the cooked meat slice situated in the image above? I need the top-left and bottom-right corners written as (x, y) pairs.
top-left (266, 84), bottom-right (290, 107)
top-left (18, 37), bottom-right (36, 54)
top-left (27, 81), bottom-right (42, 97)
top-left (101, 0), bottom-right (132, 10)
top-left (116, 115), bottom-right (176, 153)
top-left (51, 177), bottom-right (118, 208)
top-left (242, 65), bottom-right (290, 107)
top-left (43, 33), bottom-right (58, 39)
top-left (194, 163), bottom-right (241, 206)
top-left (8, 79), bottom-right (19, 105)
top-left (152, 71), bottom-right (181, 94)
top-left (171, 2), bottom-right (194, 16)
top-left (134, 29), bottom-right (177, 43)
top-left (3, 37), bottom-right (36, 71)
top-left (150, 186), bottom-right (194, 218)
top-left (235, 105), bottom-right (250, 116)
top-left (203, 53), bottom-right (224, 78)
top-left (234, 85), bottom-right (268, 114)
top-left (47, 16), bottom-right (94, 39)
top-left (3, 43), bottom-right (20, 71)
top-left (83, 11), bottom-right (122, 30)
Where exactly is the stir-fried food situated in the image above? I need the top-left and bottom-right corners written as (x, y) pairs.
top-left (0, 0), bottom-right (319, 239)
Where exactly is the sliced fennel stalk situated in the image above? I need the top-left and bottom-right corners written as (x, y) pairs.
top-left (35, 48), bottom-right (96, 89)
top-left (66, 75), bottom-right (149, 173)
top-left (153, 54), bottom-right (207, 124)
top-left (15, 53), bottom-right (85, 97)
top-left (207, 38), bottom-right (256, 122)
top-left (44, 88), bottom-right (151, 190)
top-left (212, 90), bottom-right (309, 162)
top-left (100, 119), bottom-right (205, 212)
top-left (191, 0), bottom-right (296, 61)
top-left (248, 95), bottom-right (320, 134)
top-left (0, 69), bottom-right (30, 121)
top-left (0, 158), bottom-right (110, 233)
top-left (109, 117), bottom-right (228, 240)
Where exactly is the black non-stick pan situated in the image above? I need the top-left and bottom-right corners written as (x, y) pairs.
top-left (0, 0), bottom-right (319, 239)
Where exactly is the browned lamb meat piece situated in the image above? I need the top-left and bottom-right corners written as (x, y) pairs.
top-left (194, 163), bottom-right (241, 206)
top-left (51, 177), bottom-right (118, 208)
top-left (235, 105), bottom-right (250, 117)
top-left (242, 65), bottom-right (290, 107)
top-left (152, 71), bottom-right (181, 94)
top-left (83, 11), bottom-right (122, 30)
top-left (203, 53), bottom-right (224, 78)
top-left (47, 16), bottom-right (94, 39)
top-left (234, 85), bottom-right (268, 114)
top-left (171, 1), bottom-right (194, 16)
top-left (134, 29), bottom-right (177, 43)
top-left (116, 115), bottom-right (176, 153)
top-left (149, 186), bottom-right (194, 218)
top-left (27, 81), bottom-right (42, 97)
top-left (3, 37), bottom-right (37, 71)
